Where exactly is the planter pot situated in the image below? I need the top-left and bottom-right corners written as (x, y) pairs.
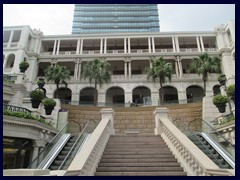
top-left (37, 83), bottom-right (45, 88)
top-left (44, 107), bottom-right (54, 115)
top-left (31, 100), bottom-right (42, 108)
top-left (20, 67), bottom-right (27, 73)
top-left (216, 104), bottom-right (227, 113)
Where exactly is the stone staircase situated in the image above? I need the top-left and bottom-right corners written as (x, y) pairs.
top-left (95, 135), bottom-right (187, 176)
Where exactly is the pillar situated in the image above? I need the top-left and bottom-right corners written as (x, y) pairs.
top-left (196, 36), bottom-right (201, 52)
top-left (172, 36), bottom-right (176, 52)
top-left (124, 61), bottom-right (128, 79)
top-left (80, 39), bottom-right (83, 54)
top-left (128, 61), bottom-right (132, 79)
top-left (153, 107), bottom-right (169, 135)
top-left (104, 38), bottom-right (107, 54)
top-left (53, 40), bottom-right (57, 55)
top-left (152, 37), bottom-right (155, 53)
top-left (200, 36), bottom-right (205, 52)
top-left (128, 38), bottom-right (131, 53)
top-left (76, 39), bottom-right (81, 54)
top-left (148, 37), bottom-right (152, 53)
top-left (125, 91), bottom-right (132, 104)
top-left (56, 40), bottom-right (61, 55)
top-left (74, 60), bottom-right (79, 80)
top-left (175, 59), bottom-right (179, 77)
top-left (7, 30), bottom-right (14, 48)
top-left (124, 38), bottom-right (127, 53)
top-left (100, 38), bottom-right (103, 54)
top-left (78, 61), bottom-right (82, 80)
top-left (175, 36), bottom-right (180, 52)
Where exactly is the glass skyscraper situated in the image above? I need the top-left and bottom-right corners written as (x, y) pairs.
top-left (72, 4), bottom-right (160, 34)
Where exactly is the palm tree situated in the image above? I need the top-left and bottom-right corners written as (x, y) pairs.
top-left (44, 64), bottom-right (71, 98)
top-left (81, 59), bottom-right (111, 106)
top-left (146, 57), bottom-right (173, 104)
top-left (188, 53), bottom-right (221, 95)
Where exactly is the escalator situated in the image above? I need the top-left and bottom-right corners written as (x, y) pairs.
top-left (188, 132), bottom-right (235, 169)
top-left (172, 117), bottom-right (235, 169)
top-left (28, 120), bottom-right (97, 170)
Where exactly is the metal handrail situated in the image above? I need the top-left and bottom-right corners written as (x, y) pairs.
top-left (58, 119), bottom-right (97, 170)
top-left (28, 121), bottom-right (69, 168)
top-left (172, 117), bottom-right (229, 167)
top-left (189, 118), bottom-right (234, 147)
top-left (199, 132), bottom-right (235, 168)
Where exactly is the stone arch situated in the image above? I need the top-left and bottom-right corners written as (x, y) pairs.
top-left (54, 87), bottom-right (72, 104)
top-left (106, 86), bottom-right (125, 106)
top-left (6, 53), bottom-right (15, 68)
top-left (79, 87), bottom-right (96, 105)
top-left (186, 85), bottom-right (205, 103)
top-left (213, 84), bottom-right (221, 96)
top-left (132, 86), bottom-right (151, 105)
top-left (161, 85), bottom-right (179, 104)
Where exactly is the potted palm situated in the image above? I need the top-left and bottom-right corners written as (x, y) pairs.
top-left (226, 84), bottom-right (235, 105)
top-left (29, 89), bottom-right (45, 108)
top-left (42, 98), bottom-right (56, 115)
top-left (19, 59), bottom-right (30, 73)
top-left (213, 94), bottom-right (229, 113)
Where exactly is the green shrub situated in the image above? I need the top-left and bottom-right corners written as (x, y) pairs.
top-left (213, 94), bottom-right (229, 105)
top-left (226, 84), bottom-right (235, 97)
top-left (42, 98), bottom-right (56, 108)
top-left (29, 89), bottom-right (45, 101)
top-left (19, 59), bottom-right (30, 69)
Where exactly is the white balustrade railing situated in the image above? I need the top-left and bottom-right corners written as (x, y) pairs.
top-left (153, 107), bottom-right (225, 176)
top-left (65, 108), bottom-right (115, 176)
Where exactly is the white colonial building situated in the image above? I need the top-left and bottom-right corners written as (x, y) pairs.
top-left (3, 20), bottom-right (235, 107)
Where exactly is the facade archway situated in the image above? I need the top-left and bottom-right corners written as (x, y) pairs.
top-left (186, 85), bottom-right (205, 103)
top-left (106, 86), bottom-right (125, 106)
top-left (161, 86), bottom-right (178, 104)
top-left (132, 86), bottom-right (151, 105)
top-left (6, 54), bottom-right (15, 68)
top-left (54, 87), bottom-right (72, 104)
top-left (213, 85), bottom-right (221, 96)
top-left (79, 87), bottom-right (96, 105)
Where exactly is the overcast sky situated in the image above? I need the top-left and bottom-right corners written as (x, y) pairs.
top-left (3, 4), bottom-right (235, 35)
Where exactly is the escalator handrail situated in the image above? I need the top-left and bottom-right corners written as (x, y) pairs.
top-left (198, 132), bottom-right (235, 169)
top-left (58, 120), bottom-right (97, 170)
top-left (28, 121), bottom-right (69, 168)
top-left (191, 118), bottom-right (234, 147)
top-left (173, 117), bottom-right (230, 167)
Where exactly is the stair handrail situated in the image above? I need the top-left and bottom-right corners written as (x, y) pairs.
top-left (58, 119), bottom-right (97, 170)
top-left (28, 121), bottom-right (69, 168)
top-left (172, 117), bottom-right (225, 167)
top-left (205, 168), bottom-right (235, 176)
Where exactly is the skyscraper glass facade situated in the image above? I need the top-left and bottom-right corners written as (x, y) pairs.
top-left (72, 4), bottom-right (160, 34)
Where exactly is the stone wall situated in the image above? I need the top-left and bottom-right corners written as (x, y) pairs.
top-left (62, 103), bottom-right (202, 134)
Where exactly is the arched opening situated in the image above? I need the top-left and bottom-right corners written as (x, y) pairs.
top-left (79, 87), bottom-right (96, 105)
top-left (213, 85), bottom-right (221, 96)
top-left (6, 54), bottom-right (15, 68)
top-left (106, 86), bottom-right (125, 106)
top-left (54, 87), bottom-right (72, 104)
top-left (161, 86), bottom-right (178, 104)
top-left (186, 85), bottom-right (204, 103)
top-left (132, 86), bottom-right (151, 106)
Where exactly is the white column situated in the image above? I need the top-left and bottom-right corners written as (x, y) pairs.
top-left (104, 38), bottom-right (107, 54)
top-left (128, 38), bottom-right (131, 53)
top-left (124, 61), bottom-right (128, 79)
top-left (151, 37), bottom-right (155, 53)
top-left (148, 37), bottom-right (152, 53)
top-left (200, 36), bottom-right (205, 52)
top-left (175, 36), bottom-right (180, 52)
top-left (56, 40), bottom-right (61, 55)
top-left (80, 39), bottom-right (83, 54)
top-left (172, 36), bottom-right (176, 52)
top-left (177, 56), bottom-right (183, 78)
top-left (53, 40), bottom-right (57, 55)
top-left (76, 39), bottom-right (81, 54)
top-left (78, 61), bottom-right (82, 80)
top-left (74, 61), bottom-right (79, 80)
top-left (128, 61), bottom-right (132, 78)
top-left (124, 38), bottom-right (127, 53)
top-left (3, 57), bottom-right (7, 69)
top-left (196, 36), bottom-right (201, 52)
top-left (7, 30), bottom-right (14, 48)
top-left (100, 38), bottom-right (103, 54)
top-left (175, 60), bottom-right (179, 77)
